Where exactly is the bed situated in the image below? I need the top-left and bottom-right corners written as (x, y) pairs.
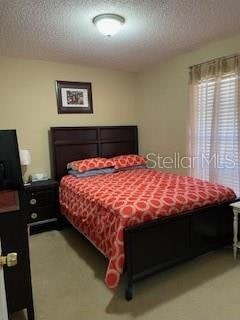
top-left (50, 126), bottom-right (236, 300)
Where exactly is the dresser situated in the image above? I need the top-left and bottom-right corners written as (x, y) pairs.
top-left (0, 129), bottom-right (35, 318)
top-left (0, 190), bottom-right (34, 320)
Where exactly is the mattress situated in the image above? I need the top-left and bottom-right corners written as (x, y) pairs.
top-left (60, 168), bottom-right (236, 289)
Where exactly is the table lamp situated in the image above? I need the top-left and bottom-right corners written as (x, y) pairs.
top-left (20, 150), bottom-right (31, 184)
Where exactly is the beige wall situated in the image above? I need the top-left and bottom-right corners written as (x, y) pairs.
top-left (1, 34), bottom-right (240, 180)
top-left (136, 34), bottom-right (240, 175)
top-left (0, 57), bottom-right (136, 179)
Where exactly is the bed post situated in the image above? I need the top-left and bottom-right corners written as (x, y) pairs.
top-left (124, 229), bottom-right (134, 300)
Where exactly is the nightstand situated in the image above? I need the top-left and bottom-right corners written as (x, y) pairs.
top-left (24, 179), bottom-right (59, 234)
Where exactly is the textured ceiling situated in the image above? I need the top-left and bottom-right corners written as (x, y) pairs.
top-left (0, 0), bottom-right (240, 71)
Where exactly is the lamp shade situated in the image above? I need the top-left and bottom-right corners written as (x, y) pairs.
top-left (20, 149), bottom-right (31, 166)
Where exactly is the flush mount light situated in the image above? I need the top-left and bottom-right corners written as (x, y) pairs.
top-left (93, 14), bottom-right (125, 36)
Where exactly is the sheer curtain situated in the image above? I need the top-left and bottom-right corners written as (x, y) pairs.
top-left (189, 55), bottom-right (240, 195)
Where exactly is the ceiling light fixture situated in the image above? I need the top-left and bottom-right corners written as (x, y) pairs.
top-left (93, 14), bottom-right (125, 36)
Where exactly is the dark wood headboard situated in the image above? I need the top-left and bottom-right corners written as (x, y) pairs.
top-left (50, 126), bottom-right (138, 180)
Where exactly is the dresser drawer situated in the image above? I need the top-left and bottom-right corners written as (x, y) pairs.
top-left (27, 205), bottom-right (57, 224)
top-left (26, 189), bottom-right (56, 207)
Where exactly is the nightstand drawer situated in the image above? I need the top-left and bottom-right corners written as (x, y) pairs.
top-left (26, 189), bottom-right (56, 207)
top-left (28, 205), bottom-right (57, 224)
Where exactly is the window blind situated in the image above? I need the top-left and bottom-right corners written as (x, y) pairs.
top-left (194, 73), bottom-right (240, 195)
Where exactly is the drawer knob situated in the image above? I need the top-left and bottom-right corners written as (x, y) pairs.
top-left (0, 253), bottom-right (17, 268)
top-left (30, 198), bottom-right (37, 205)
top-left (31, 212), bottom-right (38, 219)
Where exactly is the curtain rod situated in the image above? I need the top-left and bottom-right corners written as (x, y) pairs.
top-left (189, 53), bottom-right (239, 69)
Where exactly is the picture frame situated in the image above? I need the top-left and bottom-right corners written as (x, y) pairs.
top-left (55, 81), bottom-right (93, 114)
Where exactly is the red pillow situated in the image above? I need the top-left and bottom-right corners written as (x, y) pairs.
top-left (112, 154), bottom-right (147, 169)
top-left (67, 157), bottom-right (114, 173)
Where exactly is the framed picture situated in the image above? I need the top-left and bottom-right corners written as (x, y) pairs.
top-left (55, 81), bottom-right (93, 114)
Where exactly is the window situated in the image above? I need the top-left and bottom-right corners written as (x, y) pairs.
top-left (189, 56), bottom-right (240, 195)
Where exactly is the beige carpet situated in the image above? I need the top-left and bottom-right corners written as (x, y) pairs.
top-left (9, 228), bottom-right (240, 320)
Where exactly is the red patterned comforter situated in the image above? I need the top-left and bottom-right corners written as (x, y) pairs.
top-left (60, 169), bottom-right (236, 289)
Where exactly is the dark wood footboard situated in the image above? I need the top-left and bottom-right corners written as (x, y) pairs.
top-left (124, 200), bottom-right (234, 300)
